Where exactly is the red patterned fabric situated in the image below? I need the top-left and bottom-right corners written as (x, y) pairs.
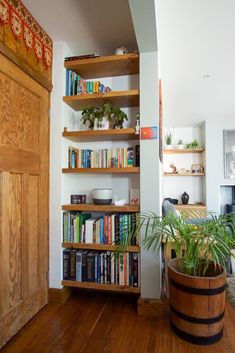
top-left (0, 0), bottom-right (53, 68)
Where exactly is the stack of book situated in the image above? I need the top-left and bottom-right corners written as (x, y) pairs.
top-left (63, 212), bottom-right (137, 245)
top-left (65, 69), bottom-right (111, 96)
top-left (68, 146), bottom-right (139, 169)
top-left (63, 249), bottom-right (139, 287)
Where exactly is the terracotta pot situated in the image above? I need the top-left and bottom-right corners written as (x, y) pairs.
top-left (168, 258), bottom-right (226, 345)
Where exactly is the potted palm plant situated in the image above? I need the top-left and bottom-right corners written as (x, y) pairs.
top-left (122, 212), bottom-right (235, 345)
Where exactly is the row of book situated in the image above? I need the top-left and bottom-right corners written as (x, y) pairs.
top-left (65, 70), bottom-right (111, 96)
top-left (63, 249), bottom-right (140, 287)
top-left (63, 212), bottom-right (137, 245)
top-left (68, 145), bottom-right (140, 169)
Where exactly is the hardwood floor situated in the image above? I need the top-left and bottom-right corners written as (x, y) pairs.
top-left (1, 291), bottom-right (235, 353)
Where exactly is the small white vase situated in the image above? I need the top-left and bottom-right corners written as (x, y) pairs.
top-left (165, 145), bottom-right (172, 150)
top-left (177, 144), bottom-right (184, 149)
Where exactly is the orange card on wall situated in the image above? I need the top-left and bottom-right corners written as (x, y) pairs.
top-left (140, 127), bottom-right (158, 140)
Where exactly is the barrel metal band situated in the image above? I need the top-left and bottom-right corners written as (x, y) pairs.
top-left (169, 278), bottom-right (227, 296)
top-left (170, 304), bottom-right (224, 324)
top-left (171, 322), bottom-right (223, 345)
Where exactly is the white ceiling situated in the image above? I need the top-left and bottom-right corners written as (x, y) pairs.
top-left (22, 0), bottom-right (235, 127)
top-left (22, 0), bottom-right (138, 56)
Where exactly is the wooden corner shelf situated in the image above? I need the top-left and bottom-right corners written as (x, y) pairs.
top-left (62, 280), bottom-right (140, 294)
top-left (175, 204), bottom-right (206, 210)
top-left (62, 203), bottom-right (140, 213)
top-left (64, 53), bottom-right (139, 79)
top-left (163, 148), bottom-right (205, 154)
top-left (164, 173), bottom-right (205, 176)
top-left (63, 90), bottom-right (139, 110)
top-left (62, 167), bottom-right (140, 174)
top-left (62, 242), bottom-right (140, 253)
top-left (62, 128), bottom-right (139, 142)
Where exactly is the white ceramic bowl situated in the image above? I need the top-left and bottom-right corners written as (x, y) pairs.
top-left (92, 188), bottom-right (113, 205)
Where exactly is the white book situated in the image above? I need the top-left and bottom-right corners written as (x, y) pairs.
top-left (111, 255), bottom-right (115, 284)
top-left (119, 253), bottom-right (124, 285)
top-left (85, 218), bottom-right (96, 243)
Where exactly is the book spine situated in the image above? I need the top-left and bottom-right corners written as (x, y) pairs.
top-left (63, 212), bottom-right (68, 242)
top-left (119, 253), bottom-right (124, 285)
top-left (70, 250), bottom-right (77, 281)
top-left (97, 253), bottom-right (101, 283)
top-left (63, 249), bottom-right (70, 280)
top-left (76, 251), bottom-right (82, 281)
top-left (132, 253), bottom-right (139, 287)
top-left (82, 251), bottom-right (87, 281)
top-left (86, 252), bottom-right (95, 282)
top-left (106, 251), bottom-right (111, 284)
top-left (135, 145), bottom-right (140, 167)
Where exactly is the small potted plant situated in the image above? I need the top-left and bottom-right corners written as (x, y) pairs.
top-left (81, 107), bottom-right (102, 129)
top-left (111, 105), bottom-right (128, 129)
top-left (94, 103), bottom-right (112, 130)
top-left (186, 139), bottom-right (200, 149)
top-left (177, 139), bottom-right (184, 149)
top-left (164, 129), bottom-right (174, 149)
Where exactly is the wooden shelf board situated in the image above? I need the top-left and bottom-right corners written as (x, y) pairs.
top-left (163, 148), bottom-right (204, 154)
top-left (163, 173), bottom-right (205, 177)
top-left (62, 128), bottom-right (139, 142)
top-left (62, 203), bottom-right (140, 213)
top-left (62, 167), bottom-right (140, 174)
top-left (62, 242), bottom-right (140, 253)
top-left (64, 53), bottom-right (139, 79)
top-left (175, 204), bottom-right (207, 210)
top-left (62, 280), bottom-right (140, 294)
top-left (63, 90), bottom-right (139, 110)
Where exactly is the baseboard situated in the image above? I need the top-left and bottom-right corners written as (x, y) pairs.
top-left (49, 286), bottom-right (73, 305)
top-left (138, 297), bottom-right (166, 317)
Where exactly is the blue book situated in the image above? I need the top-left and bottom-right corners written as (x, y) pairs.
top-left (100, 217), bottom-right (104, 244)
top-left (97, 254), bottom-right (101, 283)
top-left (65, 69), bottom-right (70, 96)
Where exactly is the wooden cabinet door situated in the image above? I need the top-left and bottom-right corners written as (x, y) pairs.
top-left (0, 53), bottom-right (49, 348)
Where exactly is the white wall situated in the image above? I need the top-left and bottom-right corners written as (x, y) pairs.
top-left (139, 51), bottom-right (162, 299)
top-left (50, 42), bottom-right (72, 288)
top-left (205, 118), bottom-right (235, 214)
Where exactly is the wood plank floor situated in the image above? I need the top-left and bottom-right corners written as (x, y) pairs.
top-left (1, 291), bottom-right (235, 353)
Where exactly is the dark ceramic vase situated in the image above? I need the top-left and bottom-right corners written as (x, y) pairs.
top-left (181, 192), bottom-right (189, 205)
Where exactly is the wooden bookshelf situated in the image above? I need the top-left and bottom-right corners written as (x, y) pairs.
top-left (163, 173), bottom-right (205, 176)
top-left (64, 54), bottom-right (139, 79)
top-left (62, 167), bottom-right (140, 174)
top-left (62, 127), bottom-right (139, 142)
top-left (62, 280), bottom-right (140, 294)
top-left (62, 203), bottom-right (139, 213)
top-left (63, 90), bottom-right (139, 110)
top-left (163, 148), bottom-right (204, 154)
top-left (62, 242), bottom-right (140, 253)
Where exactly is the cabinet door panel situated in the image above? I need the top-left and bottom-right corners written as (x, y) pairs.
top-left (0, 53), bottom-right (49, 348)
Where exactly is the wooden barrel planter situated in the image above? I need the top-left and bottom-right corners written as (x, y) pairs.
top-left (168, 258), bottom-right (227, 345)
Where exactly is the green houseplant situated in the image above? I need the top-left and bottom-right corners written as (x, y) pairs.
top-left (164, 129), bottom-right (174, 149)
top-left (81, 104), bottom-right (128, 130)
top-left (186, 139), bottom-right (200, 149)
top-left (81, 106), bottom-right (102, 129)
top-left (121, 212), bottom-right (235, 345)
